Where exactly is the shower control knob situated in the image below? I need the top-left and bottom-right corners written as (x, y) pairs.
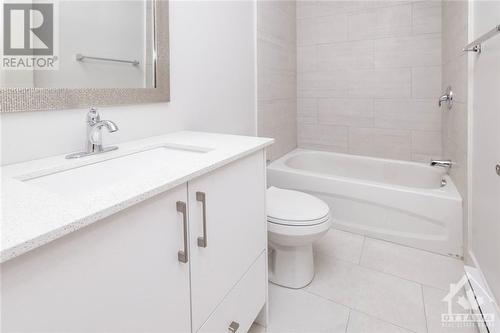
top-left (496, 164), bottom-right (500, 176)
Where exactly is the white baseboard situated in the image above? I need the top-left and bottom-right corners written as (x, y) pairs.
top-left (465, 258), bottom-right (500, 333)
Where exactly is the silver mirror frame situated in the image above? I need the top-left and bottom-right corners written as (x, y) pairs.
top-left (0, 0), bottom-right (169, 113)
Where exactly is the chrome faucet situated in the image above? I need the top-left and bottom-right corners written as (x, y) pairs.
top-left (438, 86), bottom-right (453, 109)
top-left (430, 159), bottom-right (453, 172)
top-left (66, 107), bottom-right (119, 159)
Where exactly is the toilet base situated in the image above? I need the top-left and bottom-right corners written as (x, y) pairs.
top-left (268, 242), bottom-right (314, 289)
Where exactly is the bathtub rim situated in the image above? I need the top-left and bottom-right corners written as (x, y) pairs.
top-left (268, 148), bottom-right (462, 201)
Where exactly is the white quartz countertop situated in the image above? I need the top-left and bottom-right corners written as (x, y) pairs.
top-left (0, 131), bottom-right (273, 263)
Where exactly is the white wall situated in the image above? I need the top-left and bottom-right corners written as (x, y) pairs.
top-left (469, 0), bottom-right (500, 305)
top-left (296, 1), bottom-right (442, 162)
top-left (35, 1), bottom-right (149, 88)
top-left (0, 1), bottom-right (257, 165)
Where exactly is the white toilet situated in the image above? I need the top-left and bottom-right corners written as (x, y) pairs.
top-left (266, 186), bottom-right (331, 289)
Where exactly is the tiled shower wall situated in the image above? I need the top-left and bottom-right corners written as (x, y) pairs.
top-left (441, 1), bottom-right (469, 256)
top-left (257, 1), bottom-right (297, 161)
top-left (297, 1), bottom-right (442, 161)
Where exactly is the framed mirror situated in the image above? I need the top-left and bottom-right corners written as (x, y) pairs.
top-left (0, 0), bottom-right (169, 112)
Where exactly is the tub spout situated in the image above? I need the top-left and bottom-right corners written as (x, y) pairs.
top-left (430, 159), bottom-right (453, 173)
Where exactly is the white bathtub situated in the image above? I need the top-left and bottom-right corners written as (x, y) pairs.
top-left (267, 149), bottom-right (463, 257)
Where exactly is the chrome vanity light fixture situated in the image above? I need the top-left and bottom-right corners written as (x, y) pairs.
top-left (438, 86), bottom-right (454, 110)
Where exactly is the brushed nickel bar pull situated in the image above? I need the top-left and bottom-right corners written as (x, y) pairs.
top-left (176, 201), bottom-right (188, 263)
top-left (75, 53), bottom-right (140, 66)
top-left (228, 321), bottom-right (239, 333)
top-left (196, 192), bottom-right (208, 248)
top-left (463, 24), bottom-right (500, 53)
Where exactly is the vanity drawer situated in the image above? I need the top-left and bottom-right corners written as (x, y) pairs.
top-left (198, 252), bottom-right (266, 333)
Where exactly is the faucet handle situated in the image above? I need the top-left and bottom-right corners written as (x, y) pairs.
top-left (438, 86), bottom-right (453, 110)
top-left (87, 107), bottom-right (100, 124)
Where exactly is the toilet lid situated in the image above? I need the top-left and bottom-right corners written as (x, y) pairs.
top-left (266, 186), bottom-right (330, 226)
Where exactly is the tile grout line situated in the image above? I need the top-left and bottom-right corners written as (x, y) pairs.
top-left (348, 306), bottom-right (421, 333)
top-left (297, 29), bottom-right (441, 47)
top-left (328, 249), bottom-right (459, 293)
top-left (355, 235), bottom-right (464, 289)
top-left (311, 230), bottom-right (461, 331)
top-left (315, 247), bottom-right (459, 293)
top-left (302, 286), bottom-right (420, 333)
top-left (344, 309), bottom-right (351, 333)
top-left (357, 234), bottom-right (367, 264)
top-left (420, 284), bottom-right (430, 333)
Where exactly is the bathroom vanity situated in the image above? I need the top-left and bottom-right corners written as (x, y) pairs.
top-left (1, 131), bottom-right (273, 333)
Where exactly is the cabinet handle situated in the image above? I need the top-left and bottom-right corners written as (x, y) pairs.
top-left (196, 192), bottom-right (208, 248)
top-left (228, 321), bottom-right (239, 333)
top-left (176, 201), bottom-right (188, 263)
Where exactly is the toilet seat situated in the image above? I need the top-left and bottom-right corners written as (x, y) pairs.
top-left (266, 186), bottom-right (330, 226)
top-left (267, 214), bottom-right (330, 226)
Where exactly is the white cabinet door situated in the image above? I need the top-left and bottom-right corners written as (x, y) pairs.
top-left (1, 185), bottom-right (191, 333)
top-left (188, 151), bottom-right (267, 331)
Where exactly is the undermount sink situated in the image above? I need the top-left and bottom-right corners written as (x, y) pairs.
top-left (21, 145), bottom-right (210, 200)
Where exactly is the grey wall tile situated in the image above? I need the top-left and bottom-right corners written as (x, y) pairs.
top-left (411, 130), bottom-right (442, 156)
top-left (441, 1), bottom-right (468, 249)
top-left (348, 4), bottom-right (412, 41)
top-left (257, 0), bottom-right (297, 161)
top-left (318, 98), bottom-right (374, 127)
top-left (412, 1), bottom-right (442, 34)
top-left (412, 153), bottom-right (436, 163)
top-left (298, 71), bottom-right (350, 98)
top-left (298, 124), bottom-right (349, 151)
top-left (298, 14), bottom-right (348, 46)
top-left (349, 68), bottom-right (412, 98)
top-left (259, 69), bottom-right (296, 101)
top-left (442, 0), bottom-right (468, 64)
top-left (296, 0), bottom-right (443, 161)
top-left (297, 1), bottom-right (319, 19)
top-left (412, 66), bottom-right (442, 99)
top-left (297, 45), bottom-right (317, 73)
top-left (317, 40), bottom-right (374, 71)
top-left (259, 38), bottom-right (296, 73)
top-left (258, 1), bottom-right (296, 45)
top-left (442, 54), bottom-right (467, 104)
top-left (349, 127), bottom-right (412, 160)
top-left (298, 98), bottom-right (318, 124)
top-left (374, 99), bottom-right (441, 131)
top-left (374, 34), bottom-right (441, 68)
